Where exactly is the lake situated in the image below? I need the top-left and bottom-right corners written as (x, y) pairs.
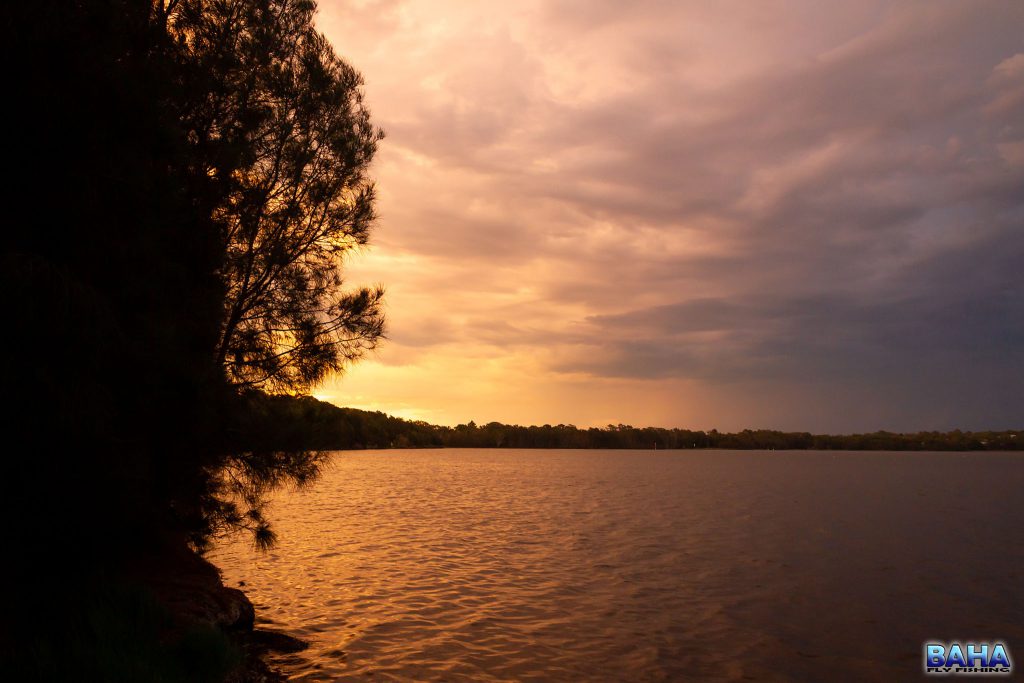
top-left (209, 449), bottom-right (1024, 681)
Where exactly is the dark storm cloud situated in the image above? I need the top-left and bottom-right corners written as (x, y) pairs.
top-left (538, 3), bottom-right (1024, 408)
top-left (562, 224), bottom-right (1024, 429)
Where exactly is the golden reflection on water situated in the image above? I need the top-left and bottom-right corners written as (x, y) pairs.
top-left (210, 449), bottom-right (1024, 681)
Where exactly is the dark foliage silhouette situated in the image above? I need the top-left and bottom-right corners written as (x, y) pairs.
top-left (2, 1), bottom-right (385, 677)
top-left (2, 6), bottom-right (384, 672)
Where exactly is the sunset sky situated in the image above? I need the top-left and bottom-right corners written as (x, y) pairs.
top-left (312, 0), bottom-right (1023, 432)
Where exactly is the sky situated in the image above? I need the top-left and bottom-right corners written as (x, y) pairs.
top-left (311, 0), bottom-right (1024, 433)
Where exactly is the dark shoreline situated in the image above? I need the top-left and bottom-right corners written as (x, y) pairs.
top-left (1, 539), bottom-right (302, 682)
top-left (125, 542), bottom-right (307, 682)
top-left (251, 393), bottom-right (1022, 452)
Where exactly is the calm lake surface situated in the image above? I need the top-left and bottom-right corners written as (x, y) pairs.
top-left (210, 449), bottom-right (1024, 681)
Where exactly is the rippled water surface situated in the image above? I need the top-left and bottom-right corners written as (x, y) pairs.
top-left (210, 449), bottom-right (1024, 681)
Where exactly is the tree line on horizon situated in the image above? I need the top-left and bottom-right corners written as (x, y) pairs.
top-left (249, 394), bottom-right (1023, 451)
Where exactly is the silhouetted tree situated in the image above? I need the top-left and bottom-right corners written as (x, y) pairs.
top-left (164, 0), bottom-right (385, 394)
top-left (2, 1), bottom-right (379, 675)
top-left (153, 0), bottom-right (387, 548)
top-left (3, 0), bottom-right (387, 557)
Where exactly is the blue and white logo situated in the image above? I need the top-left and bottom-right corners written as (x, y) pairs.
top-left (924, 642), bottom-right (1012, 675)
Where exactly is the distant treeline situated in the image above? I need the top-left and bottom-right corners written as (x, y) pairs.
top-left (252, 394), bottom-right (1022, 451)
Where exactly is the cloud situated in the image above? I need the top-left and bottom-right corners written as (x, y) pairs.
top-left (316, 0), bottom-right (1024, 430)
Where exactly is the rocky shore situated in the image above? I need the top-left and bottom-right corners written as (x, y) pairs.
top-left (125, 541), bottom-right (306, 682)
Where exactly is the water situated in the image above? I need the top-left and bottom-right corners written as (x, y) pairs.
top-left (209, 449), bottom-right (1024, 681)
